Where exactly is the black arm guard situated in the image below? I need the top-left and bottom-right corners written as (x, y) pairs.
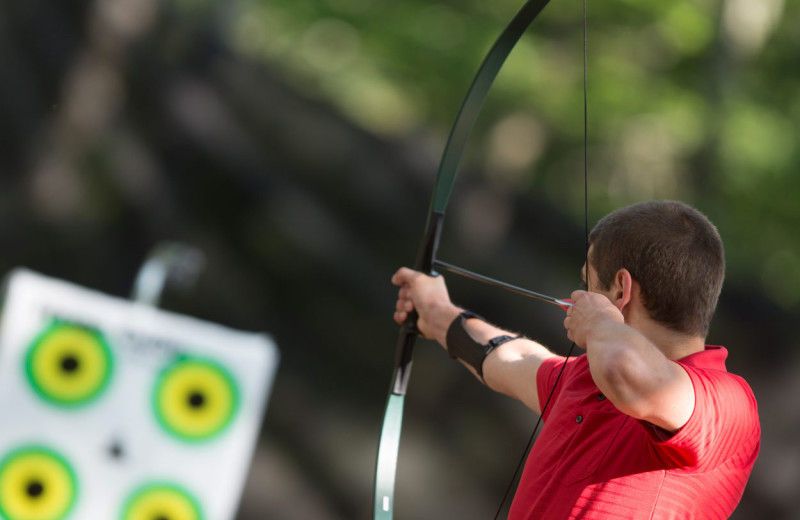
top-left (446, 311), bottom-right (518, 379)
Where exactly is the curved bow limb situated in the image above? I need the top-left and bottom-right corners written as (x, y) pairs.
top-left (373, 0), bottom-right (555, 517)
top-left (372, 212), bottom-right (441, 520)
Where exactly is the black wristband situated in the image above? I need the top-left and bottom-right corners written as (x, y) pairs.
top-left (446, 311), bottom-right (518, 378)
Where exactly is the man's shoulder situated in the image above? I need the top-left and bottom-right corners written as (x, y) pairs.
top-left (537, 353), bottom-right (589, 383)
top-left (676, 353), bottom-right (760, 444)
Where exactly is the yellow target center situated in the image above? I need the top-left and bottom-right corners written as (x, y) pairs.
top-left (26, 324), bottom-right (112, 406)
top-left (155, 359), bottom-right (238, 441)
top-left (0, 448), bottom-right (76, 520)
top-left (122, 484), bottom-right (202, 520)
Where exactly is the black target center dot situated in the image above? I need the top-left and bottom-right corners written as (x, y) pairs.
top-left (60, 354), bottom-right (80, 373)
top-left (26, 480), bottom-right (44, 498)
top-left (153, 514), bottom-right (169, 520)
top-left (188, 391), bottom-right (206, 409)
top-left (108, 440), bottom-right (125, 460)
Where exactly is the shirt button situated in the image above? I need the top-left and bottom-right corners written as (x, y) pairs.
top-left (576, 415), bottom-right (583, 423)
top-left (597, 393), bottom-right (606, 401)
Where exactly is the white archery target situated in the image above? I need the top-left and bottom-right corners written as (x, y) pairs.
top-left (0, 268), bottom-right (279, 520)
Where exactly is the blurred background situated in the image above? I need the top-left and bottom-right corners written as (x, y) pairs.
top-left (0, 0), bottom-right (797, 518)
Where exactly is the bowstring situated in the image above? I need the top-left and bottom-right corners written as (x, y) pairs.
top-left (491, 0), bottom-right (588, 517)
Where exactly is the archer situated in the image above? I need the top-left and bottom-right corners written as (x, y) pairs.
top-left (392, 200), bottom-right (760, 519)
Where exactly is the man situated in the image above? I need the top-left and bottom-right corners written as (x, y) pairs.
top-left (392, 200), bottom-right (760, 519)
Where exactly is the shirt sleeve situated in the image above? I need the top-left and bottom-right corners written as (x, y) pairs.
top-left (536, 355), bottom-right (570, 421)
top-left (643, 363), bottom-right (760, 471)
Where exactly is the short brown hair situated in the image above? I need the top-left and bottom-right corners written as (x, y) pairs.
top-left (588, 200), bottom-right (724, 337)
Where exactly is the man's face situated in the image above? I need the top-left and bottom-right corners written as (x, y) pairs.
top-left (581, 245), bottom-right (600, 292)
top-left (581, 246), bottom-right (616, 303)
top-left (580, 262), bottom-right (601, 292)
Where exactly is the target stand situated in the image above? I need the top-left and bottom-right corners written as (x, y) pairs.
top-left (0, 268), bottom-right (279, 520)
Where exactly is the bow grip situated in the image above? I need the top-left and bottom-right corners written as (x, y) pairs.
top-left (402, 209), bottom-right (445, 337)
top-left (404, 209), bottom-right (445, 335)
top-left (391, 210), bottom-right (445, 395)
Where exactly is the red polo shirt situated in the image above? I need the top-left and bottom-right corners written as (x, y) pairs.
top-left (508, 346), bottom-right (760, 519)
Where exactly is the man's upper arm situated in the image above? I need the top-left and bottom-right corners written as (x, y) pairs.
top-left (584, 324), bottom-right (697, 433)
top-left (636, 360), bottom-right (696, 433)
top-left (482, 340), bottom-right (559, 415)
top-left (597, 349), bottom-right (696, 434)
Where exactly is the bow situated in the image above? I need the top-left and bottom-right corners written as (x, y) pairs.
top-left (372, 0), bottom-right (560, 517)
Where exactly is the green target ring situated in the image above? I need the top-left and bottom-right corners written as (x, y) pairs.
top-left (25, 322), bottom-right (113, 407)
top-left (0, 446), bottom-right (78, 520)
top-left (121, 483), bottom-right (203, 520)
top-left (153, 357), bottom-right (239, 442)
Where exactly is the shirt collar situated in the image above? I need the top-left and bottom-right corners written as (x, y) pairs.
top-left (677, 345), bottom-right (728, 371)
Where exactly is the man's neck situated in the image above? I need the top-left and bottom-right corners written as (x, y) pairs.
top-left (634, 319), bottom-right (706, 360)
top-left (623, 303), bottom-right (705, 360)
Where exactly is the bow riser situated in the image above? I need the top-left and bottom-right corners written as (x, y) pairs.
top-left (373, 0), bottom-right (555, 517)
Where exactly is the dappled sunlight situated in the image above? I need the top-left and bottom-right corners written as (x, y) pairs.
top-left (720, 104), bottom-right (796, 188)
top-left (59, 54), bottom-right (124, 140)
top-left (608, 115), bottom-right (685, 203)
top-left (29, 155), bottom-right (84, 221)
top-left (300, 18), bottom-right (361, 75)
top-left (454, 187), bottom-right (514, 259)
top-left (656, 2), bottom-right (715, 56)
top-left (485, 112), bottom-right (547, 187)
top-left (723, 0), bottom-right (784, 60)
top-left (24, 0), bottom-right (156, 224)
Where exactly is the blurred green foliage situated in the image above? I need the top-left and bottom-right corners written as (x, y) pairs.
top-left (231, 0), bottom-right (799, 307)
top-left (2, 0), bottom-right (795, 516)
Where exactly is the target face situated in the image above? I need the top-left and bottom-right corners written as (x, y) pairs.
top-left (0, 269), bottom-right (279, 520)
top-left (153, 358), bottom-right (239, 442)
top-left (24, 322), bottom-right (113, 407)
top-left (0, 446), bottom-right (77, 520)
top-left (121, 483), bottom-right (203, 520)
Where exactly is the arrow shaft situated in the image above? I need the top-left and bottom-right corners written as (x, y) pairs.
top-left (433, 260), bottom-right (572, 309)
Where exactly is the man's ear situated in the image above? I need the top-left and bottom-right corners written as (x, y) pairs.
top-left (614, 269), bottom-right (634, 311)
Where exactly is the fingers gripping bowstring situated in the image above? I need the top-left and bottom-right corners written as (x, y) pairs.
top-left (492, 1), bottom-right (589, 517)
